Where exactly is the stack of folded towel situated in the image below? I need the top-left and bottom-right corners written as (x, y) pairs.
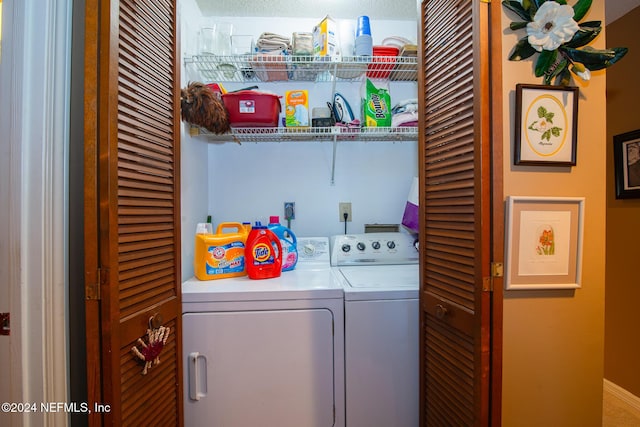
top-left (391, 99), bottom-right (418, 127)
top-left (255, 32), bottom-right (291, 53)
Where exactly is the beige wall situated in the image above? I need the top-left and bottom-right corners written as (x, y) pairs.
top-left (605, 6), bottom-right (640, 397)
top-left (501, 2), bottom-right (607, 425)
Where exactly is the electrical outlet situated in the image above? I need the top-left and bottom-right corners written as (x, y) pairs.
top-left (339, 202), bottom-right (352, 222)
top-left (284, 202), bottom-right (295, 220)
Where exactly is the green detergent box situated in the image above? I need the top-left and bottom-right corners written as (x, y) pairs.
top-left (361, 78), bottom-right (392, 127)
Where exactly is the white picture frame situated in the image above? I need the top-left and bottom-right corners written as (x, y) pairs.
top-left (505, 196), bottom-right (585, 290)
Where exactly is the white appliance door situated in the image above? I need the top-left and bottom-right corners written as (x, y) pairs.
top-left (345, 299), bottom-right (419, 427)
top-left (183, 309), bottom-right (335, 427)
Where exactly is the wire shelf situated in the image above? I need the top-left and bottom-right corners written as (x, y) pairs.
top-left (188, 125), bottom-right (418, 143)
top-left (184, 54), bottom-right (418, 83)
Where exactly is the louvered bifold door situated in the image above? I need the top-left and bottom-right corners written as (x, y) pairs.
top-left (418, 0), bottom-right (492, 425)
top-left (84, 0), bottom-right (183, 425)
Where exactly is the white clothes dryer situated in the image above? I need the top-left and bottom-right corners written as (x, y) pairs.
top-left (182, 237), bottom-right (345, 427)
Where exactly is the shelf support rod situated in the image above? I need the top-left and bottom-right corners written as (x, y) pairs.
top-left (331, 136), bottom-right (337, 185)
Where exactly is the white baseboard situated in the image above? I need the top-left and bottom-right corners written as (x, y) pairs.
top-left (604, 378), bottom-right (640, 412)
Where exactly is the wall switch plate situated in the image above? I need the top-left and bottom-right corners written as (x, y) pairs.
top-left (339, 202), bottom-right (352, 222)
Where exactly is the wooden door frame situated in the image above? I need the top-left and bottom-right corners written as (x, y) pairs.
top-left (83, 0), bottom-right (103, 422)
top-left (489, 0), bottom-right (504, 424)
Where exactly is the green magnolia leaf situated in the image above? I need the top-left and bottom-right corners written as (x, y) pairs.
top-left (542, 130), bottom-right (551, 141)
top-left (531, 0), bottom-right (546, 8)
top-left (547, 57), bottom-right (569, 80)
top-left (561, 46), bottom-right (629, 70)
top-left (557, 67), bottom-right (572, 86)
top-left (579, 20), bottom-right (601, 28)
top-left (573, 0), bottom-right (593, 22)
top-left (535, 49), bottom-right (557, 77)
top-left (502, 1), bottom-right (531, 21)
top-left (564, 25), bottom-right (601, 49)
top-left (551, 127), bottom-right (561, 137)
top-left (522, 0), bottom-right (532, 11)
top-left (510, 21), bottom-right (529, 30)
top-left (537, 106), bottom-right (548, 118)
top-left (606, 47), bottom-right (630, 68)
top-left (528, 2), bottom-right (539, 20)
top-left (545, 111), bottom-right (555, 122)
top-left (509, 37), bottom-right (537, 61)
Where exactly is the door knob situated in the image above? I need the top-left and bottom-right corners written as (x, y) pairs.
top-left (435, 304), bottom-right (448, 320)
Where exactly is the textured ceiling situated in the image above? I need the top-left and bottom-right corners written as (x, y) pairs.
top-left (195, 0), bottom-right (640, 23)
top-left (194, 0), bottom-right (418, 20)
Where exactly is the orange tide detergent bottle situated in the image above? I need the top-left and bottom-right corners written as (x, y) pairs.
top-left (194, 222), bottom-right (249, 280)
top-left (245, 222), bottom-right (283, 280)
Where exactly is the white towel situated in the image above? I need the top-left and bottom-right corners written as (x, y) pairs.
top-left (256, 32), bottom-right (291, 52)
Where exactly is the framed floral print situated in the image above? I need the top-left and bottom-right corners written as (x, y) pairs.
top-left (613, 129), bottom-right (640, 199)
top-left (514, 84), bottom-right (579, 166)
top-left (505, 196), bottom-right (585, 290)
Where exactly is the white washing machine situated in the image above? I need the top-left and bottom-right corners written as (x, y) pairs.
top-left (331, 232), bottom-right (419, 427)
top-left (182, 237), bottom-right (345, 427)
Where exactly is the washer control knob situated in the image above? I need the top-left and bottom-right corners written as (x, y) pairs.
top-left (357, 242), bottom-right (366, 251)
top-left (341, 244), bottom-right (351, 253)
top-left (387, 241), bottom-right (396, 249)
top-left (372, 241), bottom-right (381, 250)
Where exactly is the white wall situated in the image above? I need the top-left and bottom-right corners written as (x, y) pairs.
top-left (181, 0), bottom-right (212, 281)
top-left (207, 139), bottom-right (418, 237)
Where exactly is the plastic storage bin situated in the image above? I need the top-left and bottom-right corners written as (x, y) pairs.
top-left (222, 90), bottom-right (281, 127)
top-left (366, 46), bottom-right (400, 79)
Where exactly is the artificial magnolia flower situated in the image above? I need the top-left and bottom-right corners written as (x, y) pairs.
top-left (526, 2), bottom-right (579, 52)
top-left (503, 0), bottom-right (628, 85)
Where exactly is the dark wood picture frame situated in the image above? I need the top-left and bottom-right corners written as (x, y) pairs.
top-left (514, 84), bottom-right (579, 166)
top-left (614, 129), bottom-right (640, 199)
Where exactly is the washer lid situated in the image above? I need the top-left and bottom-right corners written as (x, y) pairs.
top-left (339, 264), bottom-right (419, 289)
top-left (337, 265), bottom-right (418, 301)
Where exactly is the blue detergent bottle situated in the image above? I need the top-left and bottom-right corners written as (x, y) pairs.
top-left (268, 216), bottom-right (298, 271)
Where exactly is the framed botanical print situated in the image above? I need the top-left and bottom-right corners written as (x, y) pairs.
top-left (514, 84), bottom-right (579, 166)
top-left (505, 196), bottom-right (585, 290)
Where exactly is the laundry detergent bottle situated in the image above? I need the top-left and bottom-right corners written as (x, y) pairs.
top-left (245, 222), bottom-right (283, 280)
top-left (193, 222), bottom-right (248, 281)
top-left (268, 216), bottom-right (298, 271)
